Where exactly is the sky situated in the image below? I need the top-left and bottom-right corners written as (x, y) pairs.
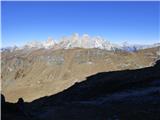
top-left (1, 1), bottom-right (160, 47)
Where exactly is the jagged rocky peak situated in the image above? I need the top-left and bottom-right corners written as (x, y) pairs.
top-left (58, 33), bottom-right (114, 50)
top-left (82, 33), bottom-right (90, 39)
top-left (25, 41), bottom-right (43, 48)
top-left (46, 37), bottom-right (55, 44)
top-left (69, 33), bottom-right (81, 48)
top-left (71, 33), bottom-right (80, 41)
top-left (81, 34), bottom-right (91, 48)
top-left (1, 33), bottom-right (160, 52)
top-left (24, 37), bottom-right (56, 49)
top-left (43, 37), bottom-right (55, 48)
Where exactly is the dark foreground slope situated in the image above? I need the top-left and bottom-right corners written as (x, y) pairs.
top-left (2, 60), bottom-right (160, 120)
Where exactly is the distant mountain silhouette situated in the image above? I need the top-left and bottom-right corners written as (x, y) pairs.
top-left (2, 60), bottom-right (160, 120)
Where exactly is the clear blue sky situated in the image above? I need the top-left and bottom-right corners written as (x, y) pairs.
top-left (1, 1), bottom-right (160, 47)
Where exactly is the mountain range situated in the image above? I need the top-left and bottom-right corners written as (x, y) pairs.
top-left (1, 33), bottom-right (160, 102)
top-left (2, 33), bottom-right (160, 52)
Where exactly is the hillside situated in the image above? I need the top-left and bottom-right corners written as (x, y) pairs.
top-left (1, 46), bottom-right (160, 102)
top-left (2, 59), bottom-right (160, 120)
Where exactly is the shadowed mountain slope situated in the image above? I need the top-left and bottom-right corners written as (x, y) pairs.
top-left (2, 60), bottom-right (160, 120)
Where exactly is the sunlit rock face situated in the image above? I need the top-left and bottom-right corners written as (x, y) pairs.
top-left (43, 37), bottom-right (55, 48)
top-left (57, 33), bottom-right (115, 50)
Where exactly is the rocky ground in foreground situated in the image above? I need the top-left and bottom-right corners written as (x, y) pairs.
top-left (2, 60), bottom-right (160, 120)
top-left (1, 47), bottom-right (160, 102)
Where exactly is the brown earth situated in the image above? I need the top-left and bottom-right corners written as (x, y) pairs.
top-left (1, 47), bottom-right (160, 102)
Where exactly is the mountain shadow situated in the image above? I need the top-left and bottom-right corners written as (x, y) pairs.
top-left (2, 60), bottom-right (160, 120)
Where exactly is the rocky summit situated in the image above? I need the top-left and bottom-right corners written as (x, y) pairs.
top-left (2, 33), bottom-right (160, 52)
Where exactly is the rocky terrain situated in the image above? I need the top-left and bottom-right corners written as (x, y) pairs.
top-left (1, 46), bottom-right (160, 102)
top-left (2, 33), bottom-right (160, 51)
top-left (2, 59), bottom-right (160, 120)
top-left (1, 33), bottom-right (160, 102)
top-left (1, 34), bottom-right (160, 119)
